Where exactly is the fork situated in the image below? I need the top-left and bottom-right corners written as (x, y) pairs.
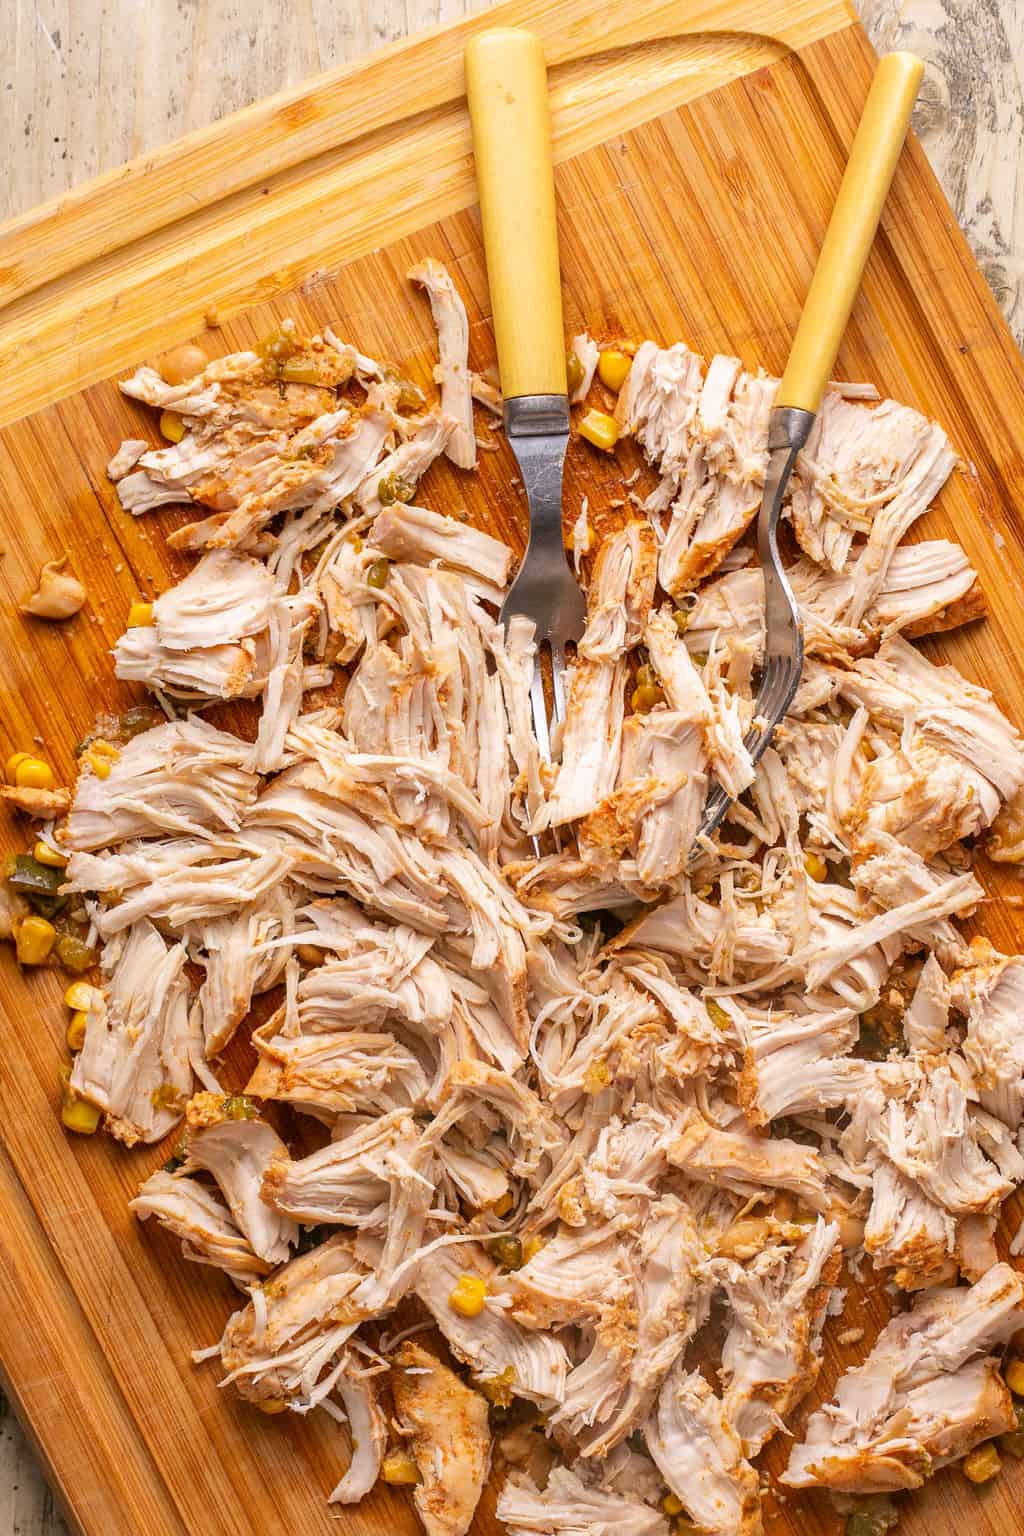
top-left (464, 29), bottom-right (585, 764)
top-left (693, 50), bottom-right (923, 849)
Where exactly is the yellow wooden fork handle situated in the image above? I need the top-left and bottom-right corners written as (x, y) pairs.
top-left (777, 51), bottom-right (924, 414)
top-left (465, 28), bottom-right (567, 401)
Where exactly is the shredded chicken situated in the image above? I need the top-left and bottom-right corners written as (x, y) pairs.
top-left (392, 1342), bottom-right (491, 1536)
top-left (784, 1264), bottom-right (1024, 1491)
top-left (36, 270), bottom-right (1024, 1536)
top-left (409, 258), bottom-right (476, 469)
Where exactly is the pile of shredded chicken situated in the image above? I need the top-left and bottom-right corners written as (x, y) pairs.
top-left (48, 262), bottom-right (1024, 1534)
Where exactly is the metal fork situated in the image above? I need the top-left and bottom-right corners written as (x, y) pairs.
top-left (465, 30), bottom-right (584, 761)
top-left (693, 407), bottom-right (809, 846)
top-left (501, 397), bottom-right (587, 763)
top-left (692, 51), bottom-right (923, 849)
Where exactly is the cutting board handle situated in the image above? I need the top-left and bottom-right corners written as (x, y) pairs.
top-left (777, 50), bottom-right (924, 414)
top-left (465, 28), bottom-right (567, 401)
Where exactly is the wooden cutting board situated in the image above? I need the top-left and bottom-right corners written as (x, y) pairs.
top-left (3, 0), bottom-right (1024, 1532)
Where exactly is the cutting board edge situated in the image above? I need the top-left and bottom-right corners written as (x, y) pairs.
top-left (0, 0), bottom-right (860, 428)
top-left (5, 10), bottom-right (1024, 1536)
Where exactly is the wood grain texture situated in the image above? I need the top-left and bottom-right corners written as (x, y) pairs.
top-left (2, 0), bottom-right (1021, 345)
top-left (2, 3), bottom-right (1024, 1535)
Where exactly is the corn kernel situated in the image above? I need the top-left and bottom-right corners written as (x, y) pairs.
top-left (15, 757), bottom-right (56, 790)
top-left (661, 1494), bottom-right (684, 1516)
top-left (59, 1067), bottom-right (101, 1135)
top-left (1006, 1359), bottom-right (1024, 1397)
top-left (448, 1273), bottom-right (487, 1318)
top-left (631, 683), bottom-right (664, 714)
top-left (33, 839), bottom-right (67, 868)
top-left (159, 410), bottom-right (186, 443)
top-left (963, 1442), bottom-right (1001, 1483)
top-left (804, 852), bottom-right (828, 882)
top-left (64, 980), bottom-right (101, 1011)
top-left (127, 601), bottom-right (155, 628)
top-left (706, 999), bottom-right (731, 1031)
top-left (522, 1235), bottom-right (545, 1263)
top-left (597, 349), bottom-right (632, 392)
top-left (255, 1397), bottom-right (289, 1415)
top-left (583, 1059), bottom-right (610, 1093)
top-left (578, 409), bottom-right (620, 452)
top-left (478, 1366), bottom-right (515, 1406)
top-left (67, 1010), bottom-right (89, 1051)
top-left (5, 751), bottom-right (32, 780)
top-left (86, 740), bottom-right (120, 780)
top-left (490, 1191), bottom-right (514, 1218)
top-left (16, 915), bottom-right (56, 965)
top-left (382, 1450), bottom-right (420, 1485)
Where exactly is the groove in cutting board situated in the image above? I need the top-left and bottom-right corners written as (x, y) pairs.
top-left (1, 3), bottom-right (1024, 1534)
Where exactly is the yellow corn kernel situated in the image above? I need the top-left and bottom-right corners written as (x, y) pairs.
top-left (804, 852), bottom-right (828, 882)
top-left (67, 1010), bottom-right (89, 1052)
top-left (33, 839), bottom-right (67, 868)
top-left (381, 1449), bottom-right (420, 1485)
top-left (478, 1366), bottom-right (516, 1407)
top-left (631, 683), bottom-right (664, 714)
top-left (583, 1059), bottom-right (611, 1094)
top-left (127, 601), bottom-right (155, 628)
top-left (963, 1443), bottom-right (1001, 1483)
top-left (448, 1273), bottom-right (487, 1318)
top-left (86, 740), bottom-right (120, 780)
top-left (59, 1067), bottom-right (101, 1135)
top-left (597, 349), bottom-right (632, 392)
top-left (64, 981), bottom-right (100, 1010)
top-left (159, 410), bottom-right (186, 443)
top-left (16, 915), bottom-right (56, 966)
top-left (151, 1083), bottom-right (185, 1113)
top-left (15, 757), bottom-right (56, 790)
top-left (706, 999), bottom-right (731, 1031)
top-left (255, 1397), bottom-right (289, 1415)
top-left (1006, 1359), bottom-right (1024, 1397)
top-left (672, 1519), bottom-right (701, 1536)
top-left (565, 349), bottom-right (585, 398)
top-left (661, 1494), bottom-right (684, 1516)
top-left (522, 1235), bottom-right (545, 1264)
top-left (490, 1191), bottom-right (514, 1218)
top-left (5, 751), bottom-right (32, 781)
top-left (578, 409), bottom-right (620, 452)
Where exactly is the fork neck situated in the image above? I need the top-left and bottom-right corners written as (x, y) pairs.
top-left (767, 404), bottom-right (815, 453)
top-left (504, 393), bottom-right (570, 438)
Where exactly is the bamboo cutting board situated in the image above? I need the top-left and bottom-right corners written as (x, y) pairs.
top-left (3, 0), bottom-right (1024, 1533)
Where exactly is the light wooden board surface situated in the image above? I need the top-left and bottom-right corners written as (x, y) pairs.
top-left (1, 1), bottom-right (1024, 1533)
top-left (1, 0), bottom-right (1022, 346)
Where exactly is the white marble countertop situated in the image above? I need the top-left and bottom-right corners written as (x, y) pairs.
top-left (1, 0), bottom-right (1022, 1529)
